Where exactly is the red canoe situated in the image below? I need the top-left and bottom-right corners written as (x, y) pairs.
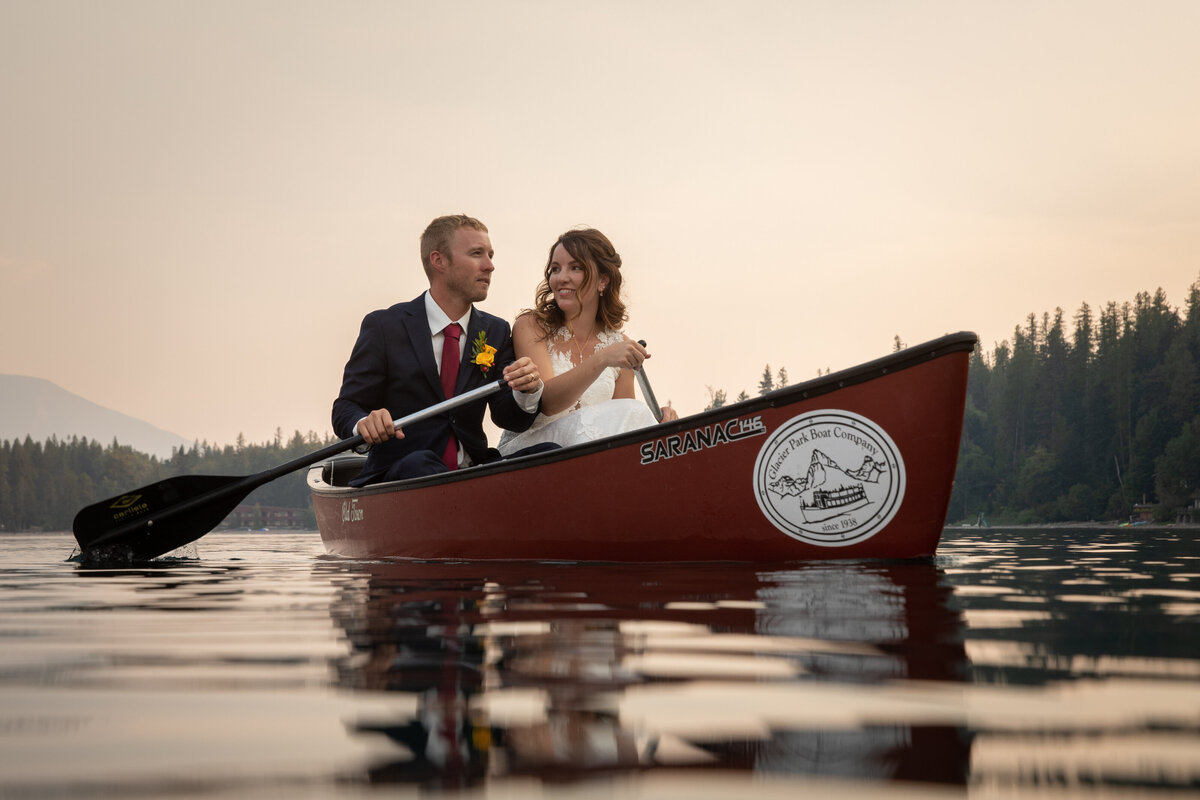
top-left (310, 332), bottom-right (976, 562)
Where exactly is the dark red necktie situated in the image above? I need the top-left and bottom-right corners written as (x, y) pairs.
top-left (440, 323), bottom-right (462, 470)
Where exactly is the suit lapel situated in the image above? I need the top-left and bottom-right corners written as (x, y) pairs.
top-left (458, 310), bottom-right (486, 393)
top-left (401, 297), bottom-right (444, 397)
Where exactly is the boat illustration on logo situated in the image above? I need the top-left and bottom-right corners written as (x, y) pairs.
top-left (802, 481), bottom-right (868, 523)
top-left (753, 410), bottom-right (905, 546)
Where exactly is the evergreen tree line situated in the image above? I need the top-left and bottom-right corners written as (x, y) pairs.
top-left (0, 429), bottom-right (338, 532)
top-left (950, 277), bottom-right (1200, 523)
top-left (5, 277), bottom-right (1200, 531)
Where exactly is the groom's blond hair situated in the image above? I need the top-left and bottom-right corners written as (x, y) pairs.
top-left (420, 215), bottom-right (488, 278)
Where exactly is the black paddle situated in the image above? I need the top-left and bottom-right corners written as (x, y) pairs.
top-left (72, 379), bottom-right (507, 562)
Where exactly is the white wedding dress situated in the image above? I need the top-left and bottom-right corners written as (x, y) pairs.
top-left (498, 327), bottom-right (658, 455)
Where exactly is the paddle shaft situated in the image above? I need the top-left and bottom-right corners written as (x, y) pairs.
top-left (635, 340), bottom-right (664, 422)
top-left (83, 378), bottom-right (507, 551)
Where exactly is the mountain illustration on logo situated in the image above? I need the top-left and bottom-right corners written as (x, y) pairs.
top-left (766, 449), bottom-right (884, 523)
top-left (767, 449), bottom-right (882, 496)
top-left (845, 455), bottom-right (886, 483)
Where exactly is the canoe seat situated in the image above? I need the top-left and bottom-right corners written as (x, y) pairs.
top-left (321, 455), bottom-right (366, 487)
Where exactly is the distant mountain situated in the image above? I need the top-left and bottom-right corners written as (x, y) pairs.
top-left (0, 374), bottom-right (191, 459)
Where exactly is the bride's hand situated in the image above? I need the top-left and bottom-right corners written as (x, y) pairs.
top-left (659, 404), bottom-right (678, 422)
top-left (599, 339), bottom-right (648, 370)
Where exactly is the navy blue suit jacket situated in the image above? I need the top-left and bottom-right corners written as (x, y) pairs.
top-left (332, 295), bottom-right (537, 485)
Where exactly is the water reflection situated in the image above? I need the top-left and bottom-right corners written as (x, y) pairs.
top-left (323, 560), bottom-right (972, 789)
top-left (4, 529), bottom-right (1196, 796)
top-left (939, 528), bottom-right (1200, 684)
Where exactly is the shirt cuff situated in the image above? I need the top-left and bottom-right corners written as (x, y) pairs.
top-left (514, 382), bottom-right (543, 413)
top-left (351, 417), bottom-right (371, 453)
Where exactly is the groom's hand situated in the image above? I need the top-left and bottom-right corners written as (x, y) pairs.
top-left (357, 408), bottom-right (404, 445)
top-left (503, 357), bottom-right (543, 394)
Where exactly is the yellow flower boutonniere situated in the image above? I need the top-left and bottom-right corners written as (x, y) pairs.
top-left (471, 331), bottom-right (498, 375)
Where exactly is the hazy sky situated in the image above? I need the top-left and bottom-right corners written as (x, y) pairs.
top-left (3, 1), bottom-right (1198, 446)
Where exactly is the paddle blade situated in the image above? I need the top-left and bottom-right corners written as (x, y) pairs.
top-left (73, 474), bottom-right (250, 561)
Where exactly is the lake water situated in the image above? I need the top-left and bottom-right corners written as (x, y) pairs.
top-left (1, 527), bottom-right (1197, 799)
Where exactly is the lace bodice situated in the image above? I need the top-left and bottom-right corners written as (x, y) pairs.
top-left (497, 325), bottom-right (656, 455)
top-left (542, 326), bottom-right (625, 422)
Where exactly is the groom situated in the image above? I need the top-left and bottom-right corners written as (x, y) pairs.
top-left (332, 214), bottom-right (545, 486)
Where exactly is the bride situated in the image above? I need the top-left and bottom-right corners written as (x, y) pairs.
top-left (498, 228), bottom-right (678, 455)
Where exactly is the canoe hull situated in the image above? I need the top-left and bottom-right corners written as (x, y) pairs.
top-left (310, 333), bottom-right (975, 562)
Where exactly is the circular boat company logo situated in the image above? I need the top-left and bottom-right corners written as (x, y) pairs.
top-left (753, 410), bottom-right (905, 546)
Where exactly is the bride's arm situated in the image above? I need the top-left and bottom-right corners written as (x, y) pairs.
top-left (612, 365), bottom-right (636, 400)
top-left (515, 317), bottom-right (644, 416)
top-left (510, 313), bottom-right (556, 393)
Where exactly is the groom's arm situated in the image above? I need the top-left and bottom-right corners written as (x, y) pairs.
top-left (488, 324), bottom-right (541, 433)
top-left (332, 313), bottom-right (387, 440)
top-left (332, 310), bottom-right (416, 446)
top-left (496, 366), bottom-right (542, 428)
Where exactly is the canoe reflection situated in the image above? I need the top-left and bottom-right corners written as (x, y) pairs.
top-left (323, 560), bottom-right (971, 789)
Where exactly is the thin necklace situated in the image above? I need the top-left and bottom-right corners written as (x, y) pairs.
top-left (566, 319), bottom-right (596, 364)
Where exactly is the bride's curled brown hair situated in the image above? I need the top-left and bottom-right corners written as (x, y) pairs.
top-left (530, 227), bottom-right (628, 336)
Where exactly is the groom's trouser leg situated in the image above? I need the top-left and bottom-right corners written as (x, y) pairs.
top-left (382, 450), bottom-right (449, 482)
